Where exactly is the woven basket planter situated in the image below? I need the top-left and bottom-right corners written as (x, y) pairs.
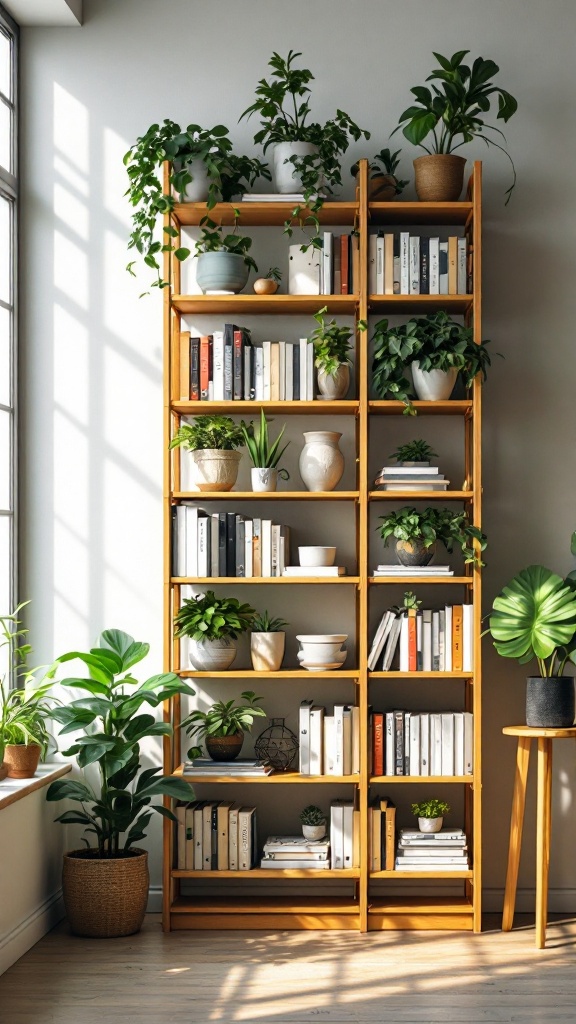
top-left (63, 848), bottom-right (149, 937)
top-left (413, 155), bottom-right (466, 202)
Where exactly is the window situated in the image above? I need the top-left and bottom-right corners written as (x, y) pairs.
top-left (0, 3), bottom-right (17, 618)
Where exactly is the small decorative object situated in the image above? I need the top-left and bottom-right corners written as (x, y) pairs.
top-left (298, 546), bottom-right (336, 567)
top-left (308, 305), bottom-right (357, 400)
top-left (488, 534), bottom-right (576, 727)
top-left (374, 440), bottom-right (450, 493)
top-left (296, 633), bottom-right (347, 671)
top-left (241, 409), bottom-right (290, 493)
top-left (390, 439), bottom-right (438, 465)
top-left (169, 415), bottom-right (245, 492)
top-left (194, 214), bottom-right (258, 294)
top-left (250, 611), bottom-right (288, 672)
top-left (253, 267), bottom-right (282, 295)
top-left (174, 591), bottom-right (255, 671)
top-left (255, 717), bottom-right (299, 771)
top-left (299, 430), bottom-right (344, 492)
top-left (378, 507), bottom-right (487, 568)
top-left (351, 147), bottom-right (409, 200)
top-left (393, 50), bottom-right (517, 203)
top-left (0, 605), bottom-right (53, 780)
top-left (299, 804), bottom-right (326, 840)
top-left (183, 691), bottom-right (266, 763)
top-left (412, 799), bottom-right (450, 833)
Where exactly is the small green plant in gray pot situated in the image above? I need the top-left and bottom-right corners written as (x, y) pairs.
top-left (182, 690), bottom-right (266, 762)
top-left (412, 799), bottom-right (450, 833)
top-left (194, 213), bottom-right (258, 294)
top-left (378, 506), bottom-right (487, 568)
top-left (169, 415), bottom-right (245, 492)
top-left (174, 591), bottom-right (255, 671)
top-left (299, 804), bottom-right (326, 840)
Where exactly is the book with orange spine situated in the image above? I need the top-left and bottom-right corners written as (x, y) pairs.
top-left (372, 712), bottom-right (384, 776)
top-left (200, 335), bottom-right (211, 400)
top-left (407, 607), bottom-right (417, 672)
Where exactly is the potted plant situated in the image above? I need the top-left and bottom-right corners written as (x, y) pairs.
top-left (240, 50), bottom-right (369, 243)
top-left (194, 213), bottom-right (258, 294)
top-left (378, 507), bottom-right (487, 568)
top-left (124, 119), bottom-right (269, 291)
top-left (250, 611), bottom-right (288, 672)
top-left (351, 148), bottom-right (409, 200)
top-left (487, 536), bottom-right (576, 727)
top-left (411, 799), bottom-right (450, 833)
top-left (371, 311), bottom-right (494, 414)
top-left (390, 439), bottom-right (438, 465)
top-left (299, 804), bottom-right (326, 840)
top-left (182, 691), bottom-right (266, 762)
top-left (174, 590), bottom-right (255, 671)
top-left (253, 267), bottom-right (282, 295)
top-left (45, 628), bottom-right (193, 937)
top-left (392, 50), bottom-right (518, 202)
top-left (169, 414), bottom-right (245, 491)
top-left (241, 409), bottom-right (290, 492)
top-left (0, 607), bottom-right (53, 780)
top-left (308, 305), bottom-right (355, 400)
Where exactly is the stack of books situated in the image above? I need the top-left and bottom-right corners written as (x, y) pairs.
top-left (368, 605), bottom-right (473, 672)
top-left (181, 758), bottom-right (273, 777)
top-left (299, 702), bottom-right (360, 776)
top-left (260, 835), bottom-right (331, 870)
top-left (395, 827), bottom-right (469, 871)
top-left (373, 564), bottom-right (454, 577)
top-left (241, 193), bottom-right (305, 203)
top-left (374, 465), bottom-right (450, 491)
top-left (175, 801), bottom-right (257, 870)
top-left (370, 710), bottom-right (474, 777)
top-left (172, 508), bottom-right (290, 578)
top-left (283, 565), bottom-right (347, 577)
top-left (368, 232), bottom-right (469, 295)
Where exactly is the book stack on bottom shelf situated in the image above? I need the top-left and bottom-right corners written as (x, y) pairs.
top-left (175, 800), bottom-right (258, 871)
top-left (261, 835), bottom-right (331, 871)
top-left (395, 827), bottom-right (469, 872)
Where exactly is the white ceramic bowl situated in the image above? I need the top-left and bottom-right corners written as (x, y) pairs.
top-left (296, 634), bottom-right (347, 644)
top-left (298, 643), bottom-right (344, 660)
top-left (298, 546), bottom-right (336, 567)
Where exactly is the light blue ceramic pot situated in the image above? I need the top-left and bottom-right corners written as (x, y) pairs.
top-left (196, 252), bottom-right (249, 294)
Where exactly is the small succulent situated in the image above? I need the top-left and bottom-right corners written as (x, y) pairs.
top-left (390, 439), bottom-right (438, 463)
top-left (251, 611), bottom-right (288, 633)
top-left (411, 799), bottom-right (450, 819)
top-left (299, 804), bottom-right (325, 826)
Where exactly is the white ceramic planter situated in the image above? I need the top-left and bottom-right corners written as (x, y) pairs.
top-left (302, 823), bottom-right (326, 841)
top-left (250, 631), bottom-right (285, 672)
top-left (317, 364), bottom-right (350, 400)
top-left (175, 157), bottom-right (210, 202)
top-left (196, 252), bottom-right (250, 295)
top-left (298, 546), bottom-right (336, 567)
top-left (299, 431), bottom-right (344, 492)
top-left (411, 362), bottom-right (458, 401)
top-left (251, 467), bottom-right (278, 492)
top-left (189, 637), bottom-right (237, 671)
top-left (272, 142), bottom-right (319, 193)
top-left (192, 449), bottom-right (241, 492)
top-left (418, 816), bottom-right (443, 834)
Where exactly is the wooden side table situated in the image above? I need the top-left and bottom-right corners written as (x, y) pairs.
top-left (502, 725), bottom-right (576, 948)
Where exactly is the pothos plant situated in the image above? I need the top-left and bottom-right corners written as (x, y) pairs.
top-left (378, 506), bottom-right (487, 567)
top-left (309, 306), bottom-right (366, 377)
top-left (195, 212), bottom-right (258, 273)
top-left (239, 50), bottom-right (370, 247)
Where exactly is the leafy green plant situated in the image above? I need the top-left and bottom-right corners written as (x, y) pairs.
top-left (169, 415), bottom-right (245, 453)
top-left (371, 311), bottom-right (494, 414)
top-left (0, 606), bottom-right (53, 761)
top-left (124, 119), bottom-right (269, 291)
top-left (241, 409), bottom-right (289, 474)
top-left (309, 305), bottom-right (354, 377)
top-left (45, 629), bottom-right (193, 857)
top-left (299, 804), bottom-right (325, 826)
top-left (239, 50), bottom-right (370, 247)
top-left (251, 611), bottom-right (288, 633)
top-left (390, 439), bottom-right (438, 463)
top-left (195, 213), bottom-right (258, 274)
top-left (412, 799), bottom-right (450, 819)
top-left (182, 691), bottom-right (266, 746)
top-left (266, 267), bottom-right (282, 283)
top-left (392, 50), bottom-right (518, 203)
top-left (351, 148), bottom-right (409, 195)
top-left (174, 592), bottom-right (255, 643)
top-left (378, 507), bottom-right (487, 566)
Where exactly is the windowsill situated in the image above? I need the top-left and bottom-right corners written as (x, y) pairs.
top-left (0, 762), bottom-right (72, 811)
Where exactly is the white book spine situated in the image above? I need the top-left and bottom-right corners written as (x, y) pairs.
top-left (309, 706), bottom-right (324, 775)
top-left (457, 237), bottom-right (467, 293)
top-left (330, 803), bottom-right (344, 869)
top-left (299, 338), bottom-right (308, 401)
top-left (342, 707), bottom-right (352, 777)
top-left (271, 523), bottom-right (280, 578)
top-left (323, 231), bottom-right (333, 294)
top-left (210, 514), bottom-right (219, 578)
top-left (185, 506), bottom-right (198, 578)
top-left (385, 711), bottom-right (395, 776)
top-left (444, 605), bottom-right (453, 671)
top-left (441, 713), bottom-right (455, 776)
top-left (299, 701), bottom-right (312, 774)
top-left (420, 712), bottom-right (430, 776)
top-left (439, 240), bottom-right (448, 294)
top-left (409, 235), bottom-right (420, 294)
top-left (463, 711), bottom-right (474, 774)
top-left (432, 611), bottom-right (440, 670)
top-left (351, 706), bottom-right (360, 775)
top-left (285, 343), bottom-right (294, 401)
top-left (422, 609), bottom-right (432, 672)
top-left (376, 234), bottom-right (384, 294)
top-left (262, 341), bottom-right (271, 401)
top-left (333, 705), bottom-right (345, 776)
top-left (409, 713), bottom-right (420, 776)
top-left (324, 716), bottom-right (336, 774)
top-left (278, 341), bottom-right (286, 402)
top-left (342, 803), bottom-right (354, 868)
top-left (177, 505), bottom-right (187, 577)
top-left (306, 341), bottom-right (314, 401)
top-left (429, 237), bottom-right (440, 294)
top-left (244, 518), bottom-right (253, 578)
top-left (399, 615), bottom-right (409, 672)
top-left (454, 712), bottom-right (465, 776)
top-left (212, 331), bottom-right (224, 401)
top-left (439, 609), bottom-right (445, 672)
top-left (404, 711), bottom-right (411, 776)
top-left (400, 232), bottom-right (410, 294)
top-left (431, 713), bottom-right (442, 775)
top-left (416, 612), bottom-right (423, 671)
top-left (197, 515), bottom-right (209, 578)
top-left (238, 808), bottom-right (253, 871)
top-left (368, 610), bottom-right (391, 671)
top-left (254, 347), bottom-right (264, 401)
top-left (463, 604), bottom-right (473, 672)
top-left (261, 520), bottom-right (272, 577)
top-left (228, 807), bottom-right (239, 870)
top-left (368, 234), bottom-right (377, 294)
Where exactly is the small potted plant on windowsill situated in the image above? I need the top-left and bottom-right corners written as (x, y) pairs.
top-left (194, 214), bottom-right (258, 294)
top-left (392, 50), bottom-right (518, 203)
top-left (169, 414), bottom-right (245, 492)
top-left (250, 611), bottom-right (289, 672)
top-left (412, 799), bottom-right (450, 833)
top-left (241, 409), bottom-right (290, 492)
top-left (378, 506), bottom-right (487, 568)
top-left (0, 606), bottom-right (53, 780)
top-left (299, 804), bottom-right (326, 840)
top-left (351, 148), bottom-right (409, 200)
top-left (253, 267), bottom-right (282, 295)
top-left (182, 691), bottom-right (266, 762)
top-left (174, 591), bottom-right (255, 671)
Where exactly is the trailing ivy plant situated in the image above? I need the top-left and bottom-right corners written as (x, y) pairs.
top-left (169, 415), bottom-right (245, 453)
top-left (378, 506), bottom-right (487, 567)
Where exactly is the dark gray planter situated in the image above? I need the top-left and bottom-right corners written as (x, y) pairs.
top-left (526, 676), bottom-right (575, 728)
top-left (394, 538), bottom-right (436, 567)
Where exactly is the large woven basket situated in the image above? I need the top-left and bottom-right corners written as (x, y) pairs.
top-left (62, 848), bottom-right (149, 937)
top-left (413, 155), bottom-right (466, 202)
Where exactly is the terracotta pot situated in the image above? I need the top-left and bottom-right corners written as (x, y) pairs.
top-left (206, 733), bottom-right (244, 761)
top-left (192, 449), bottom-right (241, 492)
top-left (4, 743), bottom-right (41, 779)
top-left (62, 848), bottom-right (149, 937)
top-left (250, 631), bottom-right (285, 672)
top-left (368, 174), bottom-right (401, 201)
top-left (413, 155), bottom-right (466, 202)
top-left (253, 278), bottom-right (279, 295)
top-left (0, 762), bottom-right (8, 782)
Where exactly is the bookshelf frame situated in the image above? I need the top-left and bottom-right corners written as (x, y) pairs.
top-left (162, 161), bottom-right (483, 933)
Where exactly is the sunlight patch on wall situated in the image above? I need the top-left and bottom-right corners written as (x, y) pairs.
top-left (53, 82), bottom-right (88, 174)
top-left (53, 230), bottom-right (88, 307)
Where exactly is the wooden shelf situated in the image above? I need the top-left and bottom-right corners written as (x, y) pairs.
top-left (370, 775), bottom-right (473, 784)
top-left (369, 399), bottom-right (472, 416)
top-left (173, 490), bottom-right (359, 501)
top-left (177, 669), bottom-right (360, 678)
top-left (367, 896), bottom-right (474, 930)
top-left (369, 201), bottom-right (473, 226)
top-left (369, 294), bottom-right (472, 314)
top-left (172, 895), bottom-right (359, 914)
top-left (172, 400), bottom-right (359, 416)
top-left (172, 868), bottom-right (360, 879)
top-left (173, 200), bottom-right (359, 227)
top-left (172, 294), bottom-right (358, 316)
top-left (175, 767), bottom-right (360, 784)
top-left (370, 870), bottom-right (472, 879)
top-left (369, 671), bottom-right (473, 679)
top-left (369, 490), bottom-right (473, 502)
top-left (369, 575), bottom-right (473, 585)
top-left (172, 576), bottom-right (360, 584)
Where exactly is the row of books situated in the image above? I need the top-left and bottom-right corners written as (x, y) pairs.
top-left (374, 464), bottom-right (450, 492)
top-left (395, 827), bottom-right (469, 872)
top-left (370, 709), bottom-right (474, 777)
top-left (368, 233), bottom-right (470, 295)
top-left (299, 702), bottom-right (360, 776)
top-left (368, 605), bottom-right (474, 673)
top-left (175, 801), bottom-right (257, 871)
top-left (178, 326), bottom-right (318, 402)
top-left (369, 797), bottom-right (396, 871)
top-left (172, 506), bottom-right (291, 578)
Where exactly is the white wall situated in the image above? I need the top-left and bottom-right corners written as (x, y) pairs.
top-left (19, 0), bottom-right (576, 912)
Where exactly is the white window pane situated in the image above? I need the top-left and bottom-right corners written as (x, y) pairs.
top-left (0, 100), bottom-right (10, 173)
top-left (0, 31), bottom-right (10, 101)
top-left (0, 306), bottom-right (9, 406)
top-left (0, 408), bottom-right (10, 510)
top-left (0, 196), bottom-right (10, 304)
top-left (0, 515), bottom-right (10, 614)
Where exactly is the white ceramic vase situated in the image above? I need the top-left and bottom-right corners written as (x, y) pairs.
top-left (272, 141), bottom-right (319, 193)
top-left (192, 449), bottom-right (241, 491)
top-left (302, 823), bottom-right (326, 841)
top-left (317, 364), bottom-right (350, 400)
top-left (411, 362), bottom-right (458, 401)
top-left (189, 637), bottom-right (237, 671)
top-left (299, 431), bottom-right (344, 492)
top-left (418, 816), bottom-right (443, 834)
top-left (251, 467), bottom-right (278, 492)
top-left (250, 632), bottom-right (285, 672)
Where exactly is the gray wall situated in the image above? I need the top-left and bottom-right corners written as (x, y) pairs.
top-left (19, 0), bottom-right (576, 910)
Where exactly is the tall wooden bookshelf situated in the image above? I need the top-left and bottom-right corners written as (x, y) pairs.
top-left (162, 160), bottom-right (483, 933)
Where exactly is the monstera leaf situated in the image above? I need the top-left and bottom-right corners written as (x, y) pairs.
top-left (489, 565), bottom-right (576, 666)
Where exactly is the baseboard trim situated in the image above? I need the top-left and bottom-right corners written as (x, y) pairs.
top-left (147, 886), bottom-right (163, 914)
top-left (0, 889), bottom-right (65, 976)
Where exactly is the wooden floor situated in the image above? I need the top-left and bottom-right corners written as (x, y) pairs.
top-left (2, 914), bottom-right (576, 1022)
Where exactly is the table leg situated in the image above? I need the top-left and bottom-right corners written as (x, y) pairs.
top-left (535, 737), bottom-right (552, 949)
top-left (502, 736), bottom-right (531, 931)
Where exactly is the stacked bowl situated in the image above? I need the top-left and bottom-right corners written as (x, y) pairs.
top-left (296, 634), bottom-right (348, 672)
